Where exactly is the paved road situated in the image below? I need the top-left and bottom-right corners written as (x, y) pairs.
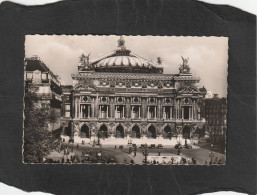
top-left (61, 143), bottom-right (225, 165)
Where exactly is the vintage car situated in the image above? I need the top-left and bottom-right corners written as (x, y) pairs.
top-left (156, 144), bottom-right (164, 149)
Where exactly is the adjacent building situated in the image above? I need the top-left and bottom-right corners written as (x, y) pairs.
top-left (205, 94), bottom-right (227, 142)
top-left (24, 56), bottom-right (62, 131)
top-left (60, 37), bottom-right (207, 143)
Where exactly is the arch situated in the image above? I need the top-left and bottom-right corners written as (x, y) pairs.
top-left (182, 126), bottom-right (191, 139)
top-left (116, 125), bottom-right (124, 138)
top-left (164, 126), bottom-right (172, 139)
top-left (148, 125), bottom-right (157, 139)
top-left (163, 124), bottom-right (177, 139)
top-left (99, 125), bottom-right (108, 138)
top-left (81, 124), bottom-right (90, 138)
top-left (132, 125), bottom-right (141, 138)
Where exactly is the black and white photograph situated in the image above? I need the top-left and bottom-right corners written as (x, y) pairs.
top-left (23, 35), bottom-right (228, 165)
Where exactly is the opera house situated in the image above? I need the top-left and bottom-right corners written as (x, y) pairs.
top-left (61, 37), bottom-right (207, 145)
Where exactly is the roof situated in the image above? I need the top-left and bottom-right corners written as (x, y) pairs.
top-left (78, 36), bottom-right (163, 74)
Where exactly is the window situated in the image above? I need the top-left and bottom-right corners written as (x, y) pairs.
top-left (41, 73), bottom-right (48, 80)
top-left (26, 72), bottom-right (33, 80)
top-left (65, 104), bottom-right (70, 117)
top-left (115, 105), bottom-right (125, 118)
top-left (163, 106), bottom-right (172, 119)
top-left (80, 104), bottom-right (90, 118)
top-left (148, 106), bottom-right (156, 119)
top-left (131, 106), bottom-right (140, 118)
top-left (99, 105), bottom-right (109, 118)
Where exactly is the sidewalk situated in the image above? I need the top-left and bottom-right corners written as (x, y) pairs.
top-left (127, 152), bottom-right (144, 164)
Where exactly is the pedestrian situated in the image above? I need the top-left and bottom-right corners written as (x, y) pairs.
top-left (115, 145), bottom-right (116, 150)
top-left (158, 150), bottom-right (161, 156)
top-left (177, 148), bottom-right (181, 155)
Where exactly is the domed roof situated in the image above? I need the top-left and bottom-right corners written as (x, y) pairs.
top-left (80, 36), bottom-right (163, 74)
top-left (95, 53), bottom-right (156, 68)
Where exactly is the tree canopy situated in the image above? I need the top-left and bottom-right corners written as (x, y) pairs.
top-left (23, 90), bottom-right (59, 163)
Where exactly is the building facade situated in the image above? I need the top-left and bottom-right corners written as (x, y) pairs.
top-left (25, 56), bottom-right (62, 131)
top-left (205, 94), bottom-right (227, 142)
top-left (61, 37), bottom-right (207, 143)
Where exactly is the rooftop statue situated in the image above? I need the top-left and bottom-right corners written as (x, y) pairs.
top-left (179, 56), bottom-right (190, 74)
top-left (79, 53), bottom-right (92, 70)
top-left (117, 36), bottom-right (126, 50)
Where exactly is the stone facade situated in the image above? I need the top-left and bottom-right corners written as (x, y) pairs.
top-left (61, 37), bottom-right (207, 142)
top-left (205, 94), bottom-right (227, 142)
top-left (25, 56), bottom-right (63, 131)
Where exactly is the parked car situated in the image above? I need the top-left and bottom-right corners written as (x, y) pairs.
top-left (139, 144), bottom-right (147, 149)
top-left (156, 144), bottom-right (163, 149)
top-left (108, 157), bottom-right (116, 163)
top-left (132, 144), bottom-right (137, 148)
top-left (174, 143), bottom-right (182, 149)
top-left (183, 144), bottom-right (192, 149)
top-left (148, 144), bottom-right (156, 149)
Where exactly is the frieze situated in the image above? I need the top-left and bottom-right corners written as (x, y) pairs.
top-left (177, 86), bottom-right (199, 93)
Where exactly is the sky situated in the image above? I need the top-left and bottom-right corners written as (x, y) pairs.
top-left (25, 35), bottom-right (228, 97)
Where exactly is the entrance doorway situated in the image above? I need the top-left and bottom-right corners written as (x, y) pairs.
top-left (182, 126), bottom-right (191, 139)
top-left (116, 125), bottom-right (124, 138)
top-left (148, 125), bottom-right (157, 138)
top-left (81, 124), bottom-right (90, 138)
top-left (164, 126), bottom-right (172, 139)
top-left (132, 125), bottom-right (141, 138)
top-left (99, 125), bottom-right (108, 138)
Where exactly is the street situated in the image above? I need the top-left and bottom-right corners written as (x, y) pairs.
top-left (46, 142), bottom-right (225, 165)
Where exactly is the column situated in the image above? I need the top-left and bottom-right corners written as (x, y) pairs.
top-left (99, 105), bottom-right (101, 118)
top-left (163, 107), bottom-right (166, 119)
top-left (170, 107), bottom-right (172, 119)
top-left (91, 97), bottom-right (94, 118)
top-left (74, 99), bottom-right (77, 118)
top-left (71, 121), bottom-right (74, 137)
top-left (182, 107), bottom-right (184, 119)
top-left (131, 106), bottom-right (134, 118)
top-left (125, 98), bottom-right (130, 118)
top-left (154, 106), bottom-right (157, 119)
top-left (77, 97), bottom-right (80, 118)
top-left (88, 105), bottom-right (90, 118)
top-left (189, 107), bottom-right (192, 120)
top-left (157, 99), bottom-right (161, 119)
top-left (110, 97), bottom-right (114, 118)
top-left (139, 106), bottom-right (141, 118)
top-left (71, 91), bottom-right (75, 119)
top-left (107, 106), bottom-right (109, 118)
top-left (122, 106), bottom-right (124, 118)
top-left (147, 107), bottom-right (150, 119)
top-left (115, 106), bottom-right (117, 118)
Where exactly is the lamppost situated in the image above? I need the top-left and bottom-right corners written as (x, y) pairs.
top-left (143, 143), bottom-right (148, 164)
top-left (209, 144), bottom-right (215, 164)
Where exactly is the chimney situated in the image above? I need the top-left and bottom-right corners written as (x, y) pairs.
top-left (213, 94), bottom-right (219, 98)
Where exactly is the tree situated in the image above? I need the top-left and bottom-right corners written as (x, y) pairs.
top-left (23, 90), bottom-right (59, 163)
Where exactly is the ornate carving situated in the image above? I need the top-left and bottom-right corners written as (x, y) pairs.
top-left (79, 53), bottom-right (92, 70)
top-left (177, 86), bottom-right (198, 93)
top-left (125, 81), bottom-right (131, 88)
top-left (179, 56), bottom-right (190, 74)
top-left (181, 98), bottom-right (192, 105)
top-left (141, 81), bottom-right (147, 88)
top-left (157, 81), bottom-right (163, 88)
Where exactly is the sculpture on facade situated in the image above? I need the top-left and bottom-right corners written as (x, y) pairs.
top-left (179, 56), bottom-right (191, 74)
top-left (79, 53), bottom-right (92, 70)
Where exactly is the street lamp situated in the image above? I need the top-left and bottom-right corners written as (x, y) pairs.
top-left (143, 143), bottom-right (148, 164)
top-left (209, 144), bottom-right (215, 164)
